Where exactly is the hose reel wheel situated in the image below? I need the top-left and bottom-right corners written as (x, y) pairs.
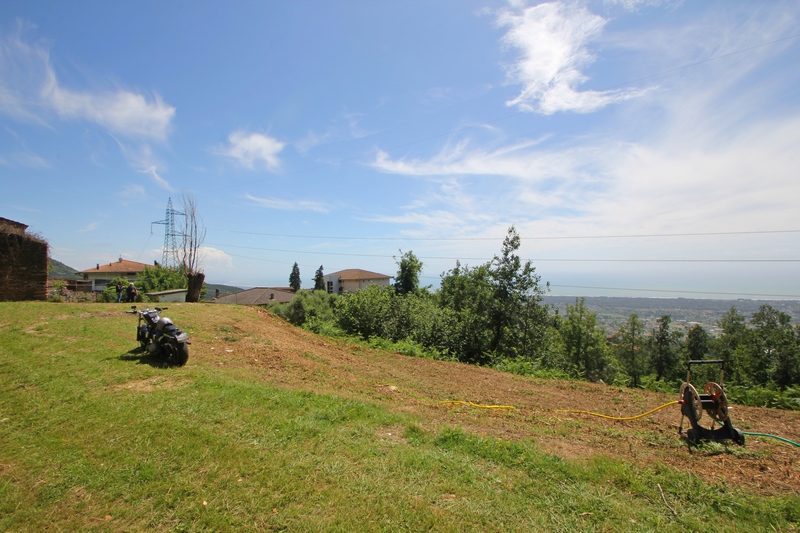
top-left (680, 382), bottom-right (702, 422)
top-left (703, 382), bottom-right (729, 423)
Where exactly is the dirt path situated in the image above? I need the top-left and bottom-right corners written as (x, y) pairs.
top-left (199, 307), bottom-right (800, 496)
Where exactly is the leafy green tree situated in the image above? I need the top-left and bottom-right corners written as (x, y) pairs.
top-left (617, 313), bottom-right (645, 387)
top-left (647, 315), bottom-right (681, 381)
top-left (437, 262), bottom-right (495, 364)
top-left (487, 225), bottom-right (548, 359)
top-left (714, 307), bottom-right (748, 382)
top-left (139, 265), bottom-right (187, 293)
top-left (562, 298), bottom-right (607, 380)
top-left (683, 324), bottom-right (710, 361)
top-left (394, 250), bottom-right (423, 295)
top-left (334, 284), bottom-right (394, 340)
top-left (289, 262), bottom-right (301, 292)
top-left (313, 265), bottom-right (325, 291)
top-left (746, 305), bottom-right (800, 388)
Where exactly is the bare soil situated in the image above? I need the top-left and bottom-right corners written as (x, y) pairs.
top-left (197, 306), bottom-right (800, 496)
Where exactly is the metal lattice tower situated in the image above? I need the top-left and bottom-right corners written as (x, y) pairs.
top-left (151, 197), bottom-right (185, 269)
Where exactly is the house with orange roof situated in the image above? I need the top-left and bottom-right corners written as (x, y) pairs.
top-left (322, 269), bottom-right (392, 295)
top-left (79, 258), bottom-right (157, 292)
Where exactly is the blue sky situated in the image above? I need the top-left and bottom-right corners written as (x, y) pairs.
top-left (2, 0), bottom-right (799, 299)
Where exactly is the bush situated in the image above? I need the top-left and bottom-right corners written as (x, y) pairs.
top-left (270, 290), bottom-right (338, 328)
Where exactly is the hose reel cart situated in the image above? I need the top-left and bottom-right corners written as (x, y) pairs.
top-left (679, 359), bottom-right (745, 446)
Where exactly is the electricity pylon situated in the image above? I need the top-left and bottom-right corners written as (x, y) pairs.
top-left (151, 197), bottom-right (185, 269)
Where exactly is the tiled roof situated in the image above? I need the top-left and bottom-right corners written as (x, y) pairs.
top-left (80, 259), bottom-right (154, 274)
top-left (327, 269), bottom-right (392, 280)
top-left (212, 287), bottom-right (296, 305)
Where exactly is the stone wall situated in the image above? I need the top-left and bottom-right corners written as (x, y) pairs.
top-left (0, 222), bottom-right (48, 301)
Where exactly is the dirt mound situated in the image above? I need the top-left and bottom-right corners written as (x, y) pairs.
top-left (197, 306), bottom-right (799, 496)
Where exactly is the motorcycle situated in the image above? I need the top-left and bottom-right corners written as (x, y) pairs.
top-left (128, 306), bottom-right (190, 366)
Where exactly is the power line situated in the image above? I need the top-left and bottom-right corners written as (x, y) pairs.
top-left (207, 228), bottom-right (800, 242)
top-left (207, 242), bottom-right (799, 263)
top-left (548, 284), bottom-right (800, 299)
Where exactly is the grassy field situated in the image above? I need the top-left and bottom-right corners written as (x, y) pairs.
top-left (1, 302), bottom-right (798, 532)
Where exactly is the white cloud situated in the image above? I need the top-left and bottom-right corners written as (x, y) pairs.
top-left (497, 1), bottom-right (644, 114)
top-left (219, 131), bottom-right (285, 171)
top-left (0, 26), bottom-right (174, 140)
top-left (140, 166), bottom-right (174, 191)
top-left (244, 193), bottom-right (328, 213)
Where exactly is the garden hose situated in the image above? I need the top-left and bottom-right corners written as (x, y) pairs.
top-left (742, 432), bottom-right (800, 447)
top-left (442, 400), bottom-right (800, 448)
top-left (440, 400), bottom-right (515, 410)
top-left (555, 400), bottom-right (680, 421)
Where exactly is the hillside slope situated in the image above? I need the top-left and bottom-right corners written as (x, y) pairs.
top-left (193, 304), bottom-right (799, 496)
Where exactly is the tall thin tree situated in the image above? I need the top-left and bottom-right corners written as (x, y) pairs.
top-left (289, 262), bottom-right (301, 292)
top-left (179, 193), bottom-right (206, 302)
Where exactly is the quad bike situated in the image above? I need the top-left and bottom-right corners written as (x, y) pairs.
top-left (128, 306), bottom-right (190, 366)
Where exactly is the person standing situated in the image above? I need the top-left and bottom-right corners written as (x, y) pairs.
top-left (115, 281), bottom-right (124, 303)
top-left (126, 283), bottom-right (138, 303)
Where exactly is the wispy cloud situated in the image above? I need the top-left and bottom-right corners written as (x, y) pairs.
top-left (116, 141), bottom-right (174, 191)
top-left (244, 193), bottom-right (328, 213)
top-left (118, 184), bottom-right (146, 199)
top-left (140, 166), bottom-right (173, 191)
top-left (79, 221), bottom-right (98, 233)
top-left (294, 110), bottom-right (375, 153)
top-left (497, 1), bottom-right (644, 114)
top-left (219, 131), bottom-right (285, 171)
top-left (0, 24), bottom-right (175, 140)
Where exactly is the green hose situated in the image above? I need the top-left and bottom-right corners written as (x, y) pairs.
top-left (742, 432), bottom-right (800, 447)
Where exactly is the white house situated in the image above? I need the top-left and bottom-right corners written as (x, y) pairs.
top-left (79, 258), bottom-right (155, 292)
top-left (322, 269), bottom-right (392, 294)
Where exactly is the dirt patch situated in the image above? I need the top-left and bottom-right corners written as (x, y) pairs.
top-left (192, 306), bottom-right (800, 496)
top-left (110, 376), bottom-right (187, 393)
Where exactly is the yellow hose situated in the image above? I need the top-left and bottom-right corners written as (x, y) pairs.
top-left (555, 400), bottom-right (679, 421)
top-left (440, 400), bottom-right (516, 410)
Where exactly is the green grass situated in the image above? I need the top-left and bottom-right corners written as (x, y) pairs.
top-left (1, 302), bottom-right (798, 532)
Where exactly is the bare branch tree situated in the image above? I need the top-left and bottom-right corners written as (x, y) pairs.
top-left (179, 193), bottom-right (207, 302)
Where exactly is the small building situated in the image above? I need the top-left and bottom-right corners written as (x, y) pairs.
top-left (79, 258), bottom-right (156, 292)
top-left (322, 269), bottom-right (392, 294)
top-left (146, 289), bottom-right (188, 303)
top-left (0, 217), bottom-right (48, 301)
top-left (212, 287), bottom-right (296, 306)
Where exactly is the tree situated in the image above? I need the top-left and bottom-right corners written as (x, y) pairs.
top-left (139, 265), bottom-right (187, 293)
top-left (437, 261), bottom-right (495, 365)
top-left (683, 324), bottom-right (710, 361)
top-left (746, 305), bottom-right (800, 388)
top-left (617, 313), bottom-right (645, 387)
top-left (289, 262), bottom-right (301, 292)
top-left (714, 307), bottom-right (748, 382)
top-left (179, 193), bottom-right (207, 302)
top-left (487, 225), bottom-right (548, 359)
top-left (648, 315), bottom-right (681, 381)
top-left (313, 265), bottom-right (325, 291)
top-left (394, 250), bottom-right (423, 295)
top-left (562, 297), bottom-right (607, 380)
